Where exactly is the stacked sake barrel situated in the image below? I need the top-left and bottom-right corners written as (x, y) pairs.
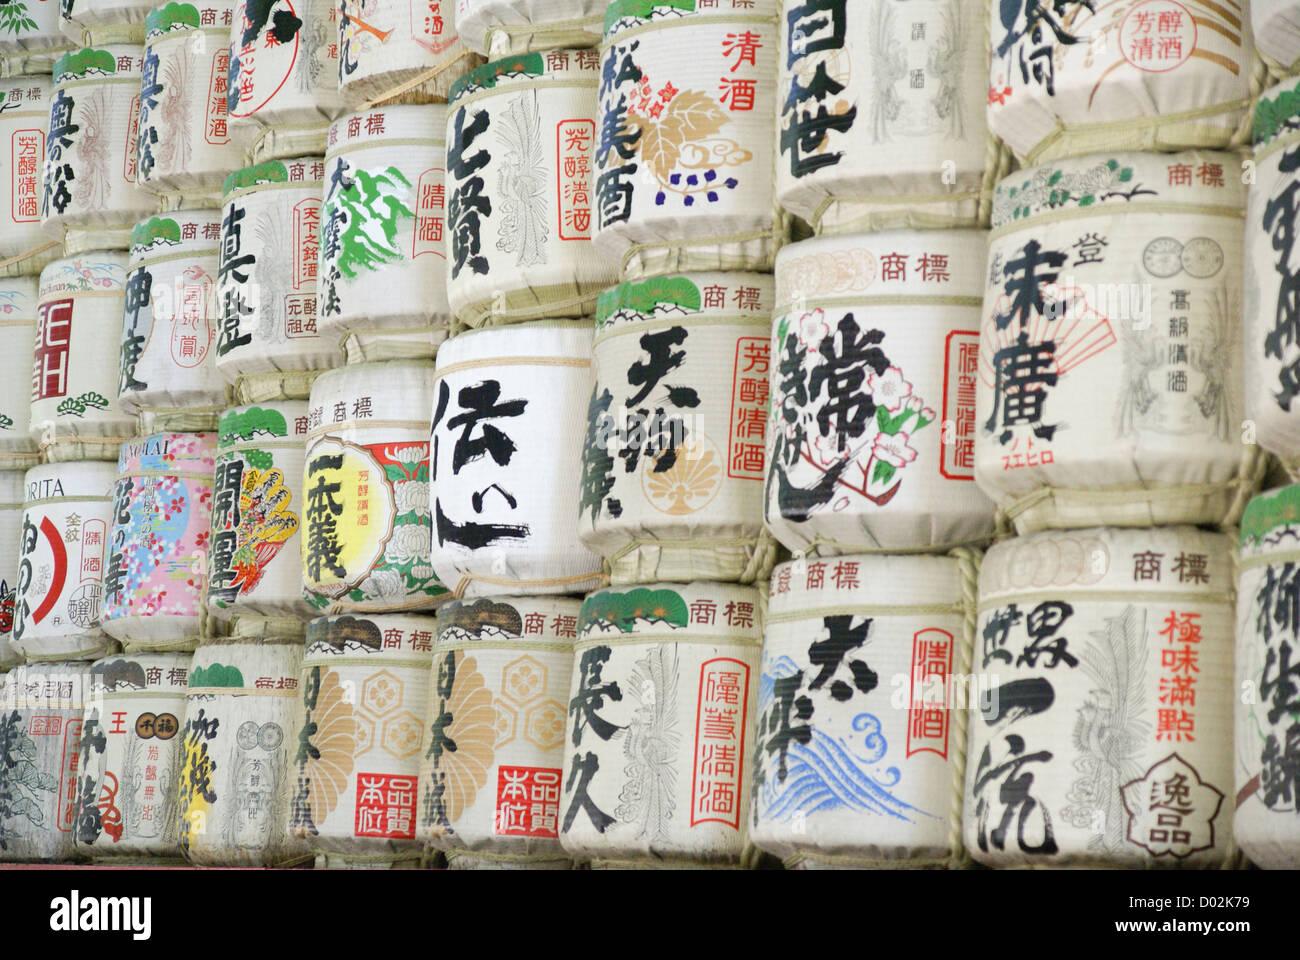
top-left (0, 78), bottom-right (59, 279)
top-left (1253, 1), bottom-right (1300, 80)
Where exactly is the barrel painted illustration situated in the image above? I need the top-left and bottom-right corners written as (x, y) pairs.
top-left (0, 0), bottom-right (72, 75)
top-left (336, 0), bottom-right (479, 106)
top-left (1254, 0), bottom-right (1300, 74)
top-left (0, 471), bottom-right (25, 670)
top-left (0, 78), bottom-right (58, 278)
top-left (0, 277), bottom-right (40, 470)
top-left (454, 0), bottom-right (605, 56)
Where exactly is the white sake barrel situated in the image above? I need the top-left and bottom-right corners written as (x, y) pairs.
top-left (61, 0), bottom-right (151, 34)
top-left (1254, 0), bottom-right (1300, 75)
top-left (74, 652), bottom-right (189, 861)
top-left (289, 613), bottom-right (434, 867)
top-left (965, 526), bottom-right (1235, 867)
top-left (208, 401), bottom-right (313, 621)
top-left (320, 104), bottom-right (451, 363)
top-left (100, 432), bottom-right (217, 652)
top-left (559, 582), bottom-right (760, 866)
top-left (430, 322), bottom-right (603, 598)
top-left (420, 596), bottom-right (576, 869)
top-left (119, 212), bottom-right (227, 432)
top-left (0, 1), bottom-right (73, 75)
top-left (0, 277), bottom-right (40, 470)
top-left (767, 230), bottom-right (996, 554)
top-left (33, 252), bottom-right (135, 463)
top-left (303, 360), bottom-right (448, 613)
top-left (0, 663), bottom-right (91, 862)
top-left (989, 0), bottom-right (1256, 165)
top-left (0, 471), bottom-right (25, 670)
top-left (177, 621), bottom-right (311, 865)
top-left (455, 0), bottom-right (604, 56)
top-left (444, 52), bottom-right (617, 328)
top-left (580, 273), bottom-right (775, 584)
top-left (337, 0), bottom-right (479, 106)
top-left (227, 0), bottom-right (344, 161)
top-left (13, 462), bottom-right (117, 662)
top-left (1235, 485), bottom-right (1300, 868)
top-left (42, 47), bottom-right (156, 255)
top-left (136, 2), bottom-right (257, 200)
top-left (978, 151), bottom-right (1251, 534)
top-left (0, 79), bottom-right (59, 278)
top-left (776, 0), bottom-right (992, 235)
top-left (216, 158), bottom-right (344, 385)
top-left (594, 2), bottom-right (781, 280)
top-left (752, 553), bottom-right (974, 868)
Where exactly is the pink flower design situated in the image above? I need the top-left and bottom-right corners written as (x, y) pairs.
top-left (868, 366), bottom-right (913, 413)
top-left (798, 309), bottom-right (830, 351)
top-left (872, 431), bottom-right (919, 469)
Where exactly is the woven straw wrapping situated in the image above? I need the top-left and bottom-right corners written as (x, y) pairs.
top-left (455, 0), bottom-right (606, 57)
top-left (337, 0), bottom-right (480, 106)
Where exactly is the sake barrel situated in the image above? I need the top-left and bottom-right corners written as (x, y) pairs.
top-left (177, 622), bottom-right (310, 865)
top-left (208, 401), bottom-right (313, 621)
top-left (33, 252), bottom-right (135, 463)
top-left (580, 273), bottom-right (775, 584)
top-left (444, 52), bottom-right (617, 328)
top-left (593, 2), bottom-right (781, 279)
top-left (73, 652), bottom-right (190, 861)
top-left (100, 432), bottom-right (217, 652)
top-left (0, 0), bottom-right (73, 75)
top-left (776, 0), bottom-right (992, 235)
top-left (767, 230), bottom-right (996, 555)
top-left (0, 79), bottom-right (59, 278)
top-left (136, 2), bottom-right (258, 200)
top-left (336, 0), bottom-right (479, 107)
top-left (1254, 0), bottom-right (1300, 75)
top-left (61, 0), bottom-right (151, 33)
top-left (454, 0), bottom-right (605, 56)
top-left (977, 151), bottom-right (1252, 534)
top-left (118, 212), bottom-right (227, 432)
top-left (989, 0), bottom-right (1255, 165)
top-left (320, 104), bottom-right (451, 363)
top-left (0, 277), bottom-right (40, 470)
top-left (289, 614), bottom-right (434, 867)
top-left (12, 462), bottom-right (117, 663)
top-left (559, 582), bottom-right (760, 866)
top-left (0, 471), bottom-right (25, 670)
top-left (965, 526), bottom-right (1235, 868)
top-left (0, 663), bottom-right (90, 862)
top-left (419, 597), bottom-right (576, 869)
top-left (1235, 486), bottom-right (1300, 868)
top-left (41, 47), bottom-right (156, 255)
top-left (303, 360), bottom-right (448, 613)
top-left (216, 158), bottom-right (344, 385)
top-left (227, 0), bottom-right (344, 161)
top-left (429, 322), bottom-right (603, 598)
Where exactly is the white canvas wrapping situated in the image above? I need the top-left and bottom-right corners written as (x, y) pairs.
top-left (337, 0), bottom-right (479, 106)
top-left (320, 105), bottom-right (451, 362)
top-left (0, 277), bottom-right (40, 470)
top-left (1254, 0), bottom-right (1300, 73)
top-left (559, 581), bottom-right (760, 866)
top-left (594, 3), bottom-right (781, 280)
top-left (988, 0), bottom-right (1256, 165)
top-left (0, 0), bottom-right (73, 74)
top-left (977, 151), bottom-right (1250, 534)
top-left (777, 0), bottom-right (992, 235)
top-left (752, 553), bottom-right (973, 868)
top-left (0, 471), bottom-right (24, 670)
top-left (444, 52), bottom-right (617, 328)
top-left (767, 230), bottom-right (996, 555)
top-left (965, 526), bottom-right (1235, 868)
top-left (420, 596), bottom-right (576, 869)
top-left (32, 252), bottom-right (135, 463)
top-left (581, 272), bottom-right (775, 585)
top-left (61, 0), bottom-right (152, 32)
top-left (0, 79), bottom-right (58, 278)
top-left (430, 322), bottom-right (604, 598)
top-left (455, 0), bottom-right (605, 56)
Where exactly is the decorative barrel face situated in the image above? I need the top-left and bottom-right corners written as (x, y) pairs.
top-left (580, 273), bottom-right (773, 585)
top-left (303, 361), bottom-right (447, 614)
top-left (767, 230), bottom-right (996, 555)
top-left (430, 322), bottom-right (603, 598)
top-left (0, 278), bottom-right (40, 470)
top-left (988, 0), bottom-right (1254, 164)
top-left (0, 0), bottom-right (72, 63)
top-left (320, 105), bottom-right (451, 363)
top-left (118, 212), bottom-right (226, 425)
top-left (594, 2), bottom-right (780, 280)
top-left (752, 554), bottom-right (969, 868)
top-left (443, 52), bottom-right (617, 329)
top-left (419, 596), bottom-right (576, 868)
top-left (177, 637), bottom-right (308, 865)
top-left (216, 158), bottom-right (344, 386)
top-left (1235, 486), bottom-right (1300, 869)
top-left (100, 432), bottom-right (217, 651)
top-left (289, 614), bottom-right (434, 864)
top-left (0, 471), bottom-right (24, 670)
top-left (0, 663), bottom-right (91, 862)
top-left (74, 652), bottom-right (190, 860)
top-left (454, 0), bottom-right (606, 56)
top-left (336, 0), bottom-right (479, 106)
top-left (1253, 0), bottom-right (1300, 70)
top-left (0, 79), bottom-right (55, 273)
top-left (208, 402), bottom-right (312, 621)
top-left (32, 252), bottom-right (134, 463)
top-left (776, 0), bottom-right (990, 235)
top-left (964, 526), bottom-right (1235, 868)
top-left (977, 151), bottom-right (1246, 535)
top-left (13, 461), bottom-right (117, 662)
